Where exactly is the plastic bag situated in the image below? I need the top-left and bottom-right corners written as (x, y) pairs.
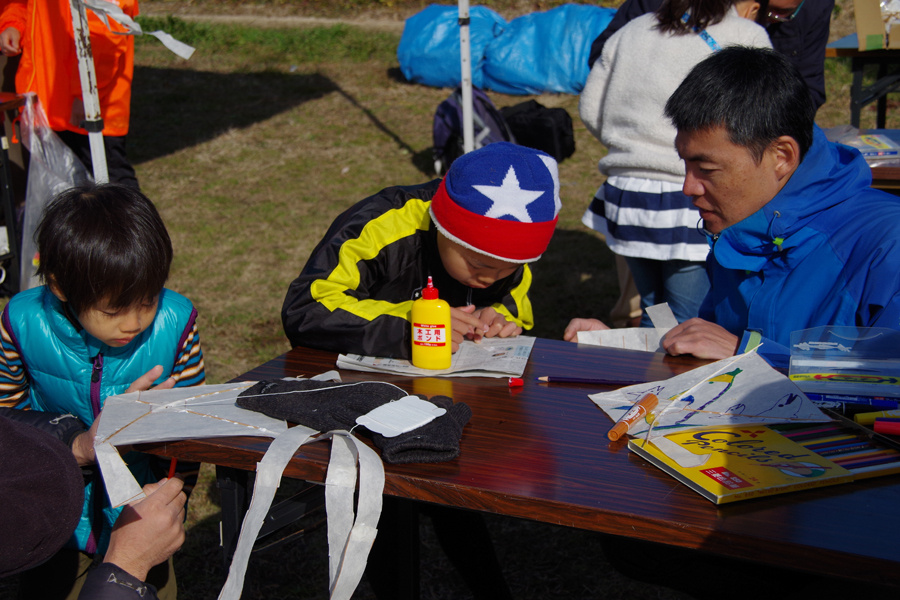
top-left (482, 4), bottom-right (615, 95)
top-left (19, 93), bottom-right (91, 290)
top-left (397, 4), bottom-right (507, 89)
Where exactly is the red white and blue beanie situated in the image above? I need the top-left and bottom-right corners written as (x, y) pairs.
top-left (430, 142), bottom-right (561, 263)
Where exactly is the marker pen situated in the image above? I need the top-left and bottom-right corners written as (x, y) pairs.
top-left (608, 392), bottom-right (659, 441)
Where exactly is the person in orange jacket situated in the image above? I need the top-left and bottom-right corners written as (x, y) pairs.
top-left (0, 0), bottom-right (140, 189)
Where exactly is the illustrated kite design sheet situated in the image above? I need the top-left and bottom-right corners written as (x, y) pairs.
top-left (589, 352), bottom-right (831, 440)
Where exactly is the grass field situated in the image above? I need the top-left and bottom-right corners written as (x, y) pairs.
top-left (4, 1), bottom-right (899, 598)
top-left (131, 14), bottom-right (626, 386)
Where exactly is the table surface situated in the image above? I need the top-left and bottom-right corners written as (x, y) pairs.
top-left (825, 33), bottom-right (900, 58)
top-left (140, 339), bottom-right (900, 587)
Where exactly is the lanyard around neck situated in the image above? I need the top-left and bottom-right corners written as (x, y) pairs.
top-left (682, 12), bottom-right (721, 52)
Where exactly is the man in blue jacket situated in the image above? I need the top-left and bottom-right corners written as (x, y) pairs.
top-left (570, 45), bottom-right (900, 600)
top-left (566, 46), bottom-right (900, 368)
top-left (666, 45), bottom-right (900, 364)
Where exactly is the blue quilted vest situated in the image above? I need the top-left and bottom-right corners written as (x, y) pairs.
top-left (3, 286), bottom-right (196, 554)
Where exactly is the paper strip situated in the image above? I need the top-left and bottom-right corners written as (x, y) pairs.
top-left (646, 302), bottom-right (678, 330)
top-left (95, 442), bottom-right (146, 507)
top-left (218, 424), bottom-right (318, 600)
top-left (83, 0), bottom-right (196, 59)
top-left (652, 436), bottom-right (710, 469)
top-left (217, 428), bottom-right (384, 600)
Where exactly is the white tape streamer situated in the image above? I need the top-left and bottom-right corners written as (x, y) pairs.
top-left (82, 0), bottom-right (196, 59)
top-left (218, 428), bottom-right (384, 600)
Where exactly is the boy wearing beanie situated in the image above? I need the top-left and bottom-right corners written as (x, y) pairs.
top-left (282, 141), bottom-right (561, 358)
top-left (282, 141), bottom-right (559, 600)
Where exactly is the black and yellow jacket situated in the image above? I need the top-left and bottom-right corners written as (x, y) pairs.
top-left (282, 180), bottom-right (533, 359)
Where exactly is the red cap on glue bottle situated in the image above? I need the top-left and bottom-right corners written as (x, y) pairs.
top-left (422, 276), bottom-right (439, 299)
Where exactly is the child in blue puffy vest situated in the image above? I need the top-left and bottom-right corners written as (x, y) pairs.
top-left (0, 183), bottom-right (205, 599)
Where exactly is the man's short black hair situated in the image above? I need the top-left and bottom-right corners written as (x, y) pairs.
top-left (35, 183), bottom-right (173, 315)
top-left (665, 46), bottom-right (816, 162)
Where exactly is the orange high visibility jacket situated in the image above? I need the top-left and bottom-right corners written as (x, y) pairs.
top-left (0, 0), bottom-right (137, 136)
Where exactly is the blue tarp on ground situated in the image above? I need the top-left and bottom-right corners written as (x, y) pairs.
top-left (483, 4), bottom-right (615, 95)
top-left (397, 3), bottom-right (616, 95)
top-left (397, 5), bottom-right (507, 90)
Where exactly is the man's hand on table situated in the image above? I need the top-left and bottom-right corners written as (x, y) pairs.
top-left (661, 318), bottom-right (739, 359)
top-left (563, 317), bottom-right (610, 342)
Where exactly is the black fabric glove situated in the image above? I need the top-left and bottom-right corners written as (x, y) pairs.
top-left (372, 395), bottom-right (471, 464)
top-left (237, 381), bottom-right (471, 464)
top-left (236, 379), bottom-right (407, 431)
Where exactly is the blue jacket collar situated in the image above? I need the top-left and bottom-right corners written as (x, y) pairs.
top-left (710, 126), bottom-right (873, 271)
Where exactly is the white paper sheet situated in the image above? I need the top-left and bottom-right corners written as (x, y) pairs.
top-left (588, 351), bottom-right (831, 440)
top-left (576, 302), bottom-right (677, 352)
top-left (356, 396), bottom-right (446, 437)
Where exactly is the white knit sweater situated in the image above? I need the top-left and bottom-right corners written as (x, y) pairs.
top-left (579, 9), bottom-right (772, 184)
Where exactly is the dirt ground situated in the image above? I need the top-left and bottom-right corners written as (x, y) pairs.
top-left (141, 0), bottom-right (859, 41)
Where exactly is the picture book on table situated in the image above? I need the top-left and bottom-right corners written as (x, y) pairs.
top-left (586, 350), bottom-right (900, 503)
top-left (628, 421), bottom-right (900, 504)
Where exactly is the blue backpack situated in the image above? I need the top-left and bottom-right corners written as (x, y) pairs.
top-left (432, 87), bottom-right (515, 175)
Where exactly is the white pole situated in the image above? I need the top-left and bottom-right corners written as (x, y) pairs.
top-left (459, 0), bottom-right (474, 154)
top-left (69, 0), bottom-right (109, 183)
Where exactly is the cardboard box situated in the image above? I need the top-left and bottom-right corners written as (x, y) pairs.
top-left (855, 0), bottom-right (900, 50)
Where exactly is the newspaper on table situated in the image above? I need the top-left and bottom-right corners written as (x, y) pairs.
top-left (576, 302), bottom-right (677, 352)
top-left (337, 336), bottom-right (536, 378)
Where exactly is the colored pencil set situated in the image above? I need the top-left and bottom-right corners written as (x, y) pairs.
top-left (772, 421), bottom-right (900, 477)
top-left (874, 417), bottom-right (900, 437)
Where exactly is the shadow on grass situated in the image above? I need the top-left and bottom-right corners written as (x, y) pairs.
top-left (130, 67), bottom-right (437, 177)
top-left (130, 67), bottom-right (338, 164)
top-left (529, 228), bottom-right (618, 340)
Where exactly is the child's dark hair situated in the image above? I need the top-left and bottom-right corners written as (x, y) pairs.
top-left (655, 0), bottom-right (736, 34)
top-left (35, 183), bottom-right (173, 315)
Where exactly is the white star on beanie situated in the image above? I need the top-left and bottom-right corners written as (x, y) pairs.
top-left (472, 166), bottom-right (546, 223)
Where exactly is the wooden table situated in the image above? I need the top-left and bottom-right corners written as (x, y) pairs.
top-left (139, 339), bottom-right (900, 589)
top-left (826, 38), bottom-right (900, 129)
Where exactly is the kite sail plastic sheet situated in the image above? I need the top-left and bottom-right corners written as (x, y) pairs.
top-left (95, 377), bottom-right (385, 600)
top-left (95, 382), bottom-right (288, 506)
top-left (588, 351), bottom-right (832, 441)
top-left (397, 4), bottom-right (507, 89)
top-left (19, 93), bottom-right (92, 291)
top-left (481, 4), bottom-right (615, 95)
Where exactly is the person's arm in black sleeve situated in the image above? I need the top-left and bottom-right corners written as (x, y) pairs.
top-left (282, 183), bottom-right (439, 360)
top-left (767, 0), bottom-right (834, 109)
top-left (0, 407), bottom-right (86, 449)
top-left (587, 0), bottom-right (663, 67)
top-left (79, 564), bottom-right (158, 600)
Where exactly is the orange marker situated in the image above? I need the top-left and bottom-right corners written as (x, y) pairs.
top-left (607, 392), bottom-right (659, 441)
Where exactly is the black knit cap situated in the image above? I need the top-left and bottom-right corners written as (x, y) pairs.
top-left (0, 415), bottom-right (84, 577)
